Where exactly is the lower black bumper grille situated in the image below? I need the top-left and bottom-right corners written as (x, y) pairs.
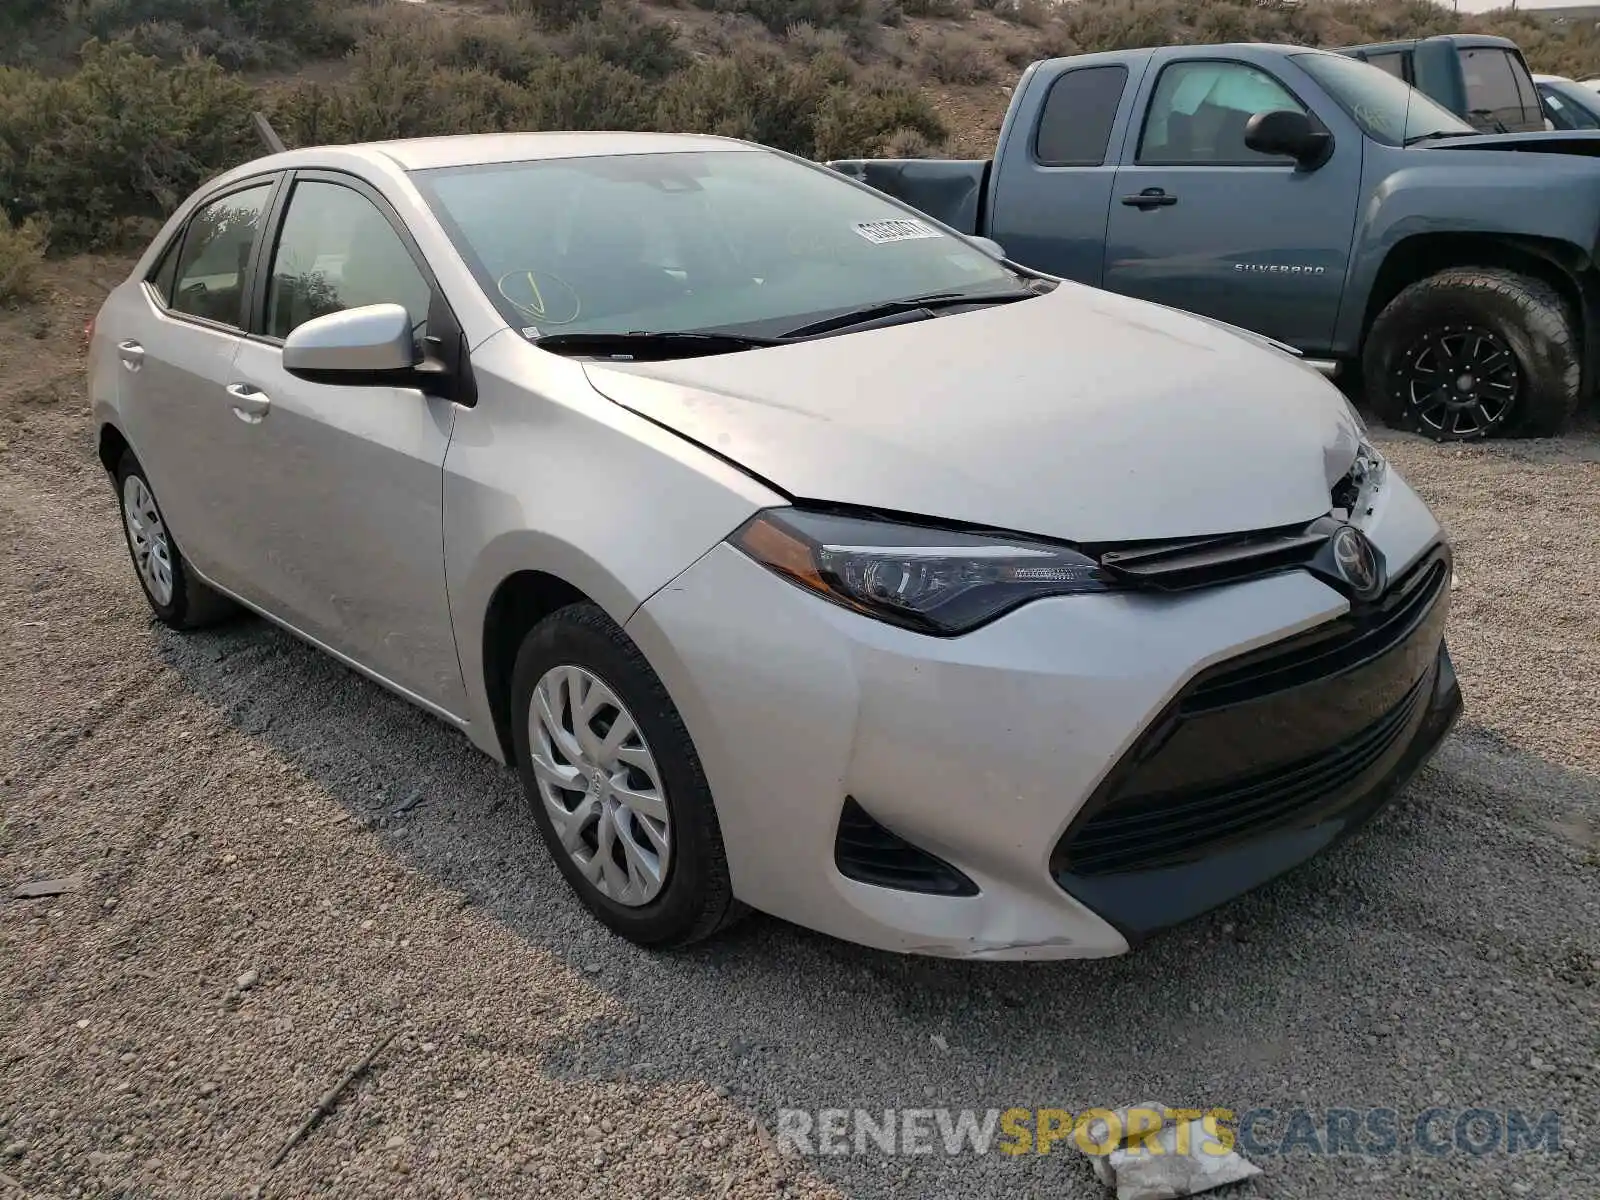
top-left (1061, 671), bottom-right (1428, 876)
top-left (835, 797), bottom-right (978, 897)
top-left (1051, 546), bottom-right (1459, 939)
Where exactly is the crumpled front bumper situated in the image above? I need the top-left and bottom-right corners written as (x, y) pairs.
top-left (625, 472), bottom-right (1453, 960)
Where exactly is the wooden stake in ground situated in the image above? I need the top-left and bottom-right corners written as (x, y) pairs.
top-left (268, 1028), bottom-right (399, 1170)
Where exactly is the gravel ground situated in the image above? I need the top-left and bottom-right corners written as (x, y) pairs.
top-left (1, 267), bottom-right (1598, 1200)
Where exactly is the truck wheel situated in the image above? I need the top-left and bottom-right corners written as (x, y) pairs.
top-left (1363, 267), bottom-right (1579, 440)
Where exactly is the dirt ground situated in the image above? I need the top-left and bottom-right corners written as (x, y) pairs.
top-left (1, 261), bottom-right (1597, 1200)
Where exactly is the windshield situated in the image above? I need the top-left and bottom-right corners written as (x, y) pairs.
top-left (412, 150), bottom-right (1022, 342)
top-left (1292, 50), bottom-right (1475, 146)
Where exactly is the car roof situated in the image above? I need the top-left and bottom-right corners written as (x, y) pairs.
top-left (359, 131), bottom-right (758, 171)
top-left (225, 130), bottom-right (759, 182)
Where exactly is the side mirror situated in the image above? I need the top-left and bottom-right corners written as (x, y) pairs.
top-left (1244, 110), bottom-right (1332, 168)
top-left (283, 303), bottom-right (419, 383)
top-left (969, 235), bottom-right (1007, 260)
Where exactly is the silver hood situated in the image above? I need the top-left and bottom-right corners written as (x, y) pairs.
top-left (583, 282), bottom-right (1361, 543)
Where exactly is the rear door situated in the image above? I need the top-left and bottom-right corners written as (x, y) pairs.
top-left (1102, 56), bottom-right (1361, 353)
top-left (112, 177), bottom-right (279, 589)
top-left (986, 57), bottom-right (1145, 285)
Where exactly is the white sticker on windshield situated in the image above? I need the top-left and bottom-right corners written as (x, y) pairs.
top-left (853, 218), bottom-right (942, 245)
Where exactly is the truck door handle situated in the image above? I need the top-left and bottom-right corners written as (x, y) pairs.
top-left (1121, 188), bottom-right (1178, 210)
top-left (118, 341), bottom-right (145, 370)
top-left (224, 382), bottom-right (271, 423)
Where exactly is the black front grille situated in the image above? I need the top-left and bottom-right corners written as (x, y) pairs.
top-left (1053, 546), bottom-right (1451, 879)
top-left (835, 798), bottom-right (978, 897)
top-left (1186, 555), bottom-right (1449, 713)
top-left (1060, 672), bottom-right (1428, 875)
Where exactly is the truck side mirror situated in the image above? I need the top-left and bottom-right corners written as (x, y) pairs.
top-left (1244, 110), bottom-right (1332, 169)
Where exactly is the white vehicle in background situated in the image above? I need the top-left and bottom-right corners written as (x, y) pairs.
top-left (1534, 73), bottom-right (1600, 130)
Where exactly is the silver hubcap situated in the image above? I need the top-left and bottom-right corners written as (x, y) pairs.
top-left (528, 665), bottom-right (670, 907)
top-left (122, 475), bottom-right (174, 606)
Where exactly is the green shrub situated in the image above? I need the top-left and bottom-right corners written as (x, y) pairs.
top-left (506, 0), bottom-right (603, 32)
top-left (0, 211), bottom-right (48, 304)
top-left (917, 30), bottom-right (994, 84)
top-left (563, 4), bottom-right (689, 80)
top-left (691, 0), bottom-right (891, 42)
top-left (881, 126), bottom-right (941, 158)
top-left (0, 41), bottom-right (257, 250)
top-left (901, 0), bottom-right (968, 17)
top-left (116, 20), bottom-right (284, 70)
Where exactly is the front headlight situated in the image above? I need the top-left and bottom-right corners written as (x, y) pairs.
top-left (731, 508), bottom-right (1116, 635)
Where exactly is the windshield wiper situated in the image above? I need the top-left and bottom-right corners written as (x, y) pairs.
top-left (1404, 129), bottom-right (1482, 146)
top-left (532, 331), bottom-right (786, 360)
top-left (778, 289), bottom-right (1037, 341)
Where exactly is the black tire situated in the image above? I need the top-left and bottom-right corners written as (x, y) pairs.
top-left (1363, 266), bottom-right (1580, 440)
top-left (113, 451), bottom-right (235, 629)
top-left (509, 602), bottom-right (745, 949)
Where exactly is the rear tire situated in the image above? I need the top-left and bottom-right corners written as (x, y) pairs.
top-left (509, 603), bottom-right (745, 949)
top-left (114, 451), bottom-right (235, 629)
top-left (1363, 266), bottom-right (1580, 440)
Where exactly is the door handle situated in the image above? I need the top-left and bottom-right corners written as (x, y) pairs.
top-left (118, 341), bottom-right (145, 371)
top-left (225, 382), bottom-right (271, 422)
top-left (1121, 188), bottom-right (1178, 210)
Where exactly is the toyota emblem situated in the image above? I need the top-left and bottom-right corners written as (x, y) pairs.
top-left (1331, 526), bottom-right (1381, 600)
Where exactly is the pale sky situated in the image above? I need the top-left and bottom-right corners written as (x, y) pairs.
top-left (1453, 0), bottom-right (1590, 10)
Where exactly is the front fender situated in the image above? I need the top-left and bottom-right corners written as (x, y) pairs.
top-left (1336, 145), bottom-right (1600, 351)
top-left (442, 330), bottom-right (783, 758)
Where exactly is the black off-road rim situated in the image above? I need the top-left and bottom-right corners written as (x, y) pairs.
top-left (1396, 324), bottom-right (1520, 440)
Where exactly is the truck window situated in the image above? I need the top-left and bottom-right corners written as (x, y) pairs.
top-left (1138, 61), bottom-right (1305, 165)
top-left (1460, 48), bottom-right (1541, 132)
top-left (1366, 52), bottom-right (1407, 81)
top-left (1035, 65), bottom-right (1129, 167)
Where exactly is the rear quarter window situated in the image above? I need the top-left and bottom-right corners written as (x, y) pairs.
top-left (1035, 65), bottom-right (1130, 167)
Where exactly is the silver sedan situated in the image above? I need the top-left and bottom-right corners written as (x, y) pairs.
top-left (88, 133), bottom-right (1462, 958)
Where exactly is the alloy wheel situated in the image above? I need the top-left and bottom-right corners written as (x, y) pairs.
top-left (122, 474), bottom-right (175, 606)
top-left (527, 664), bottom-right (671, 907)
top-left (1398, 325), bottom-right (1520, 439)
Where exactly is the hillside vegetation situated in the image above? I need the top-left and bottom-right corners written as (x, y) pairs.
top-left (2, 0), bottom-right (1600, 273)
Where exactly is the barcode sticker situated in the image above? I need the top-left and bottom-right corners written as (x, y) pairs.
top-left (853, 218), bottom-right (942, 245)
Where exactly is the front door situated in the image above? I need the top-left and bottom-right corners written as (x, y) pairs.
top-left (1103, 58), bottom-right (1361, 353)
top-left (219, 174), bottom-right (467, 716)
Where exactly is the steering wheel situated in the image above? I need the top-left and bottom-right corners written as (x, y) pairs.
top-left (496, 269), bottom-right (582, 328)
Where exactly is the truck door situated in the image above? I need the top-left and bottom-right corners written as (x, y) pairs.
top-left (1103, 57), bottom-right (1361, 354)
top-left (986, 58), bottom-right (1143, 286)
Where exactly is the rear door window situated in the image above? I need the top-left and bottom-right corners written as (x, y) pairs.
top-left (169, 184), bottom-right (273, 329)
top-left (1035, 65), bottom-right (1130, 166)
top-left (1365, 52), bottom-right (1407, 82)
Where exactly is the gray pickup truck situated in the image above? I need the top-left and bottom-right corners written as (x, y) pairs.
top-left (830, 43), bottom-right (1600, 439)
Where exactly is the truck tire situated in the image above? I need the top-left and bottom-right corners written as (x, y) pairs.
top-left (1363, 267), bottom-right (1580, 440)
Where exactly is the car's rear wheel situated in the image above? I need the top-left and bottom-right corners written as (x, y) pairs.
top-left (1363, 267), bottom-right (1580, 440)
top-left (114, 451), bottom-right (234, 628)
top-left (509, 602), bottom-right (745, 948)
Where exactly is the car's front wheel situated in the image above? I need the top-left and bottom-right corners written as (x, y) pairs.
top-left (114, 451), bottom-right (234, 628)
top-left (1364, 266), bottom-right (1580, 440)
top-left (509, 603), bottom-right (745, 948)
